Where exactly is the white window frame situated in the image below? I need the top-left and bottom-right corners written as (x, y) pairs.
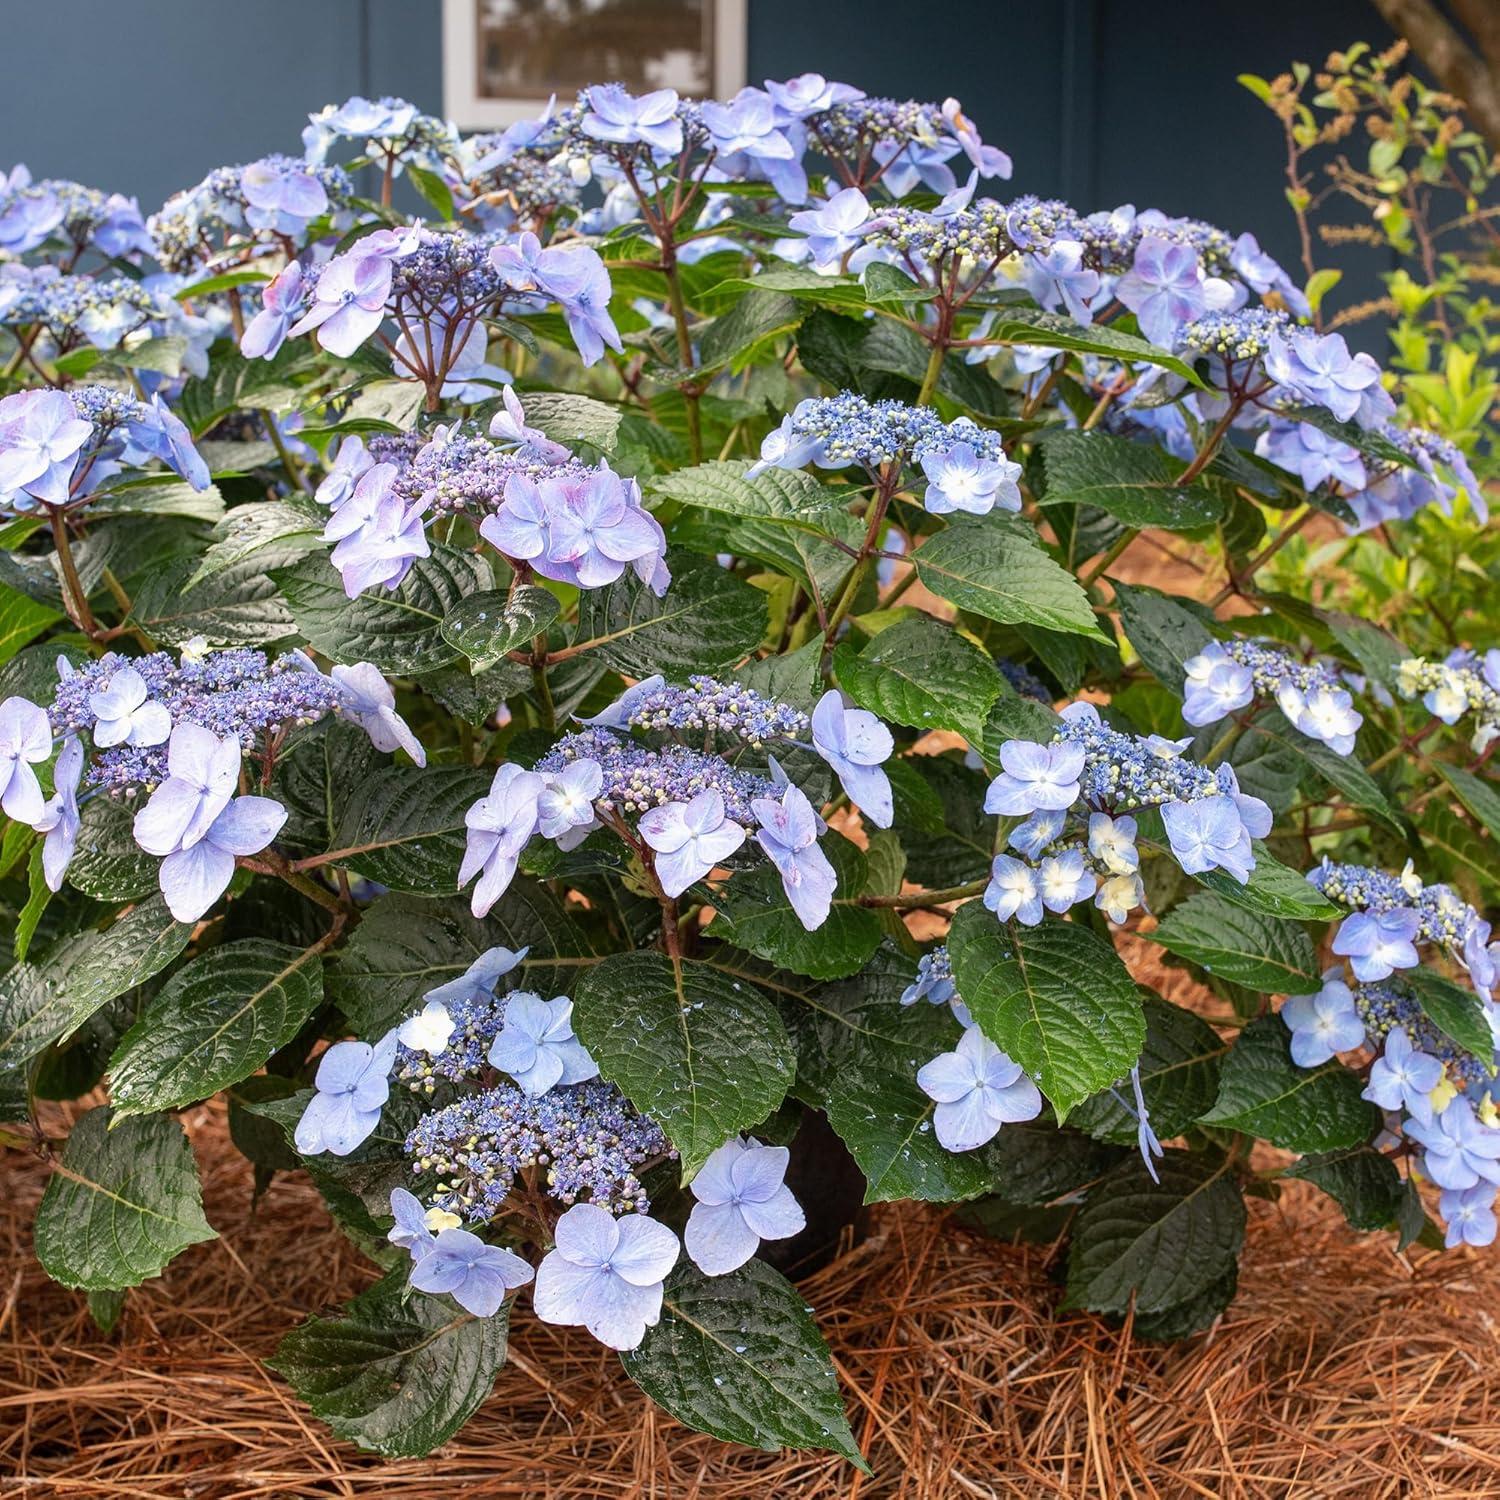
top-left (442, 0), bottom-right (748, 129)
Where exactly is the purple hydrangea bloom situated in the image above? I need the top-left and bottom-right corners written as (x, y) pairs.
top-left (488, 387), bottom-right (570, 464)
top-left (387, 1186), bottom-right (437, 1258)
top-left (1406, 1099), bottom-right (1500, 1191)
top-left (1181, 642), bottom-right (1255, 727)
top-left (1087, 813), bottom-right (1139, 875)
top-left (1115, 236), bottom-right (1208, 347)
top-left (941, 97), bottom-right (1012, 179)
top-left (314, 434), bottom-right (373, 508)
top-left (323, 467), bottom-right (431, 597)
top-left (1038, 849), bottom-right (1096, 913)
top-left (35, 733), bottom-right (83, 891)
top-left (459, 763), bottom-right (544, 917)
top-left (397, 999), bottom-right (457, 1057)
top-left (1265, 328), bottom-right (1395, 431)
top-left (746, 405), bottom-right (827, 478)
top-left (487, 992), bottom-right (599, 1096)
top-left (787, 188), bottom-right (871, 269)
top-left (0, 389), bottom-right (92, 507)
top-left (984, 854), bottom-right (1043, 926)
top-left (409, 1227), bottom-right (533, 1316)
top-left (1026, 240), bottom-right (1101, 324)
top-left (131, 723), bottom-right (241, 856)
top-left (0, 695), bottom-right (53, 825)
top-left (920, 438), bottom-right (1022, 516)
top-left (1439, 1185), bottom-right (1498, 1249)
top-left (638, 788), bottom-right (747, 898)
top-left (288, 252), bottom-right (392, 357)
top-left (1255, 416), bottom-right (1366, 491)
top-left (294, 1031), bottom-right (398, 1156)
top-left (764, 74), bottom-right (864, 120)
top-left (580, 85), bottom-right (683, 156)
top-left (916, 1025), bottom-right (1042, 1152)
top-left (156, 793), bottom-right (287, 922)
top-left (88, 665), bottom-right (172, 750)
top-left (1332, 908), bottom-right (1422, 982)
top-left (752, 782), bottom-right (836, 931)
top-left (1009, 808), bottom-right (1067, 860)
top-left (684, 1136), bottom-right (805, 1275)
top-left (546, 468), bottom-right (662, 587)
top-left (1362, 1024), bottom-right (1442, 1124)
top-left (1280, 971), bottom-right (1366, 1067)
top-left (1275, 683), bottom-right (1362, 756)
top-left (700, 88), bottom-right (804, 203)
top-left (536, 759), bottom-right (603, 848)
top-left (329, 662), bottom-right (426, 765)
top-left (533, 1202), bottom-right (680, 1351)
top-left (239, 157), bottom-right (329, 234)
top-left (423, 944), bottom-right (529, 1009)
top-left (241, 261), bottom-right (307, 361)
top-left (1160, 794), bottom-right (1254, 882)
top-left (810, 690), bottom-right (893, 828)
top-left (983, 740), bottom-right (1085, 816)
top-left (126, 394), bottom-right (211, 492)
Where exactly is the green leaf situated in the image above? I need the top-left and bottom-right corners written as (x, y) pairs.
top-left (1111, 581), bottom-right (1215, 689)
top-left (305, 379), bottom-right (425, 438)
top-left (1037, 432), bottom-right (1226, 530)
top-left (697, 290), bottom-right (803, 372)
top-left (833, 614), bottom-right (1001, 741)
top-left (186, 499), bottom-right (322, 588)
top-left (1285, 1147), bottom-right (1404, 1231)
top-left (861, 262), bottom-right (937, 306)
top-left (440, 585), bottom-right (560, 670)
top-left (1132, 1264), bottom-right (1239, 1341)
top-left (1248, 709), bottom-right (1406, 836)
top-left (327, 887), bottom-right (595, 1035)
top-left (572, 951), bottom-right (794, 1176)
top-left (108, 941), bottom-right (325, 1118)
top-left (1405, 967), bottom-right (1494, 1062)
top-left (517, 391), bottom-right (623, 452)
top-left (91, 478), bottom-right (225, 524)
top-left (0, 898), bottom-right (191, 1076)
top-left (650, 458), bottom-right (849, 522)
top-left (1188, 846), bottom-right (1343, 920)
top-left (621, 1258), bottom-right (865, 1469)
top-left (130, 551), bottom-right (297, 646)
top-left (269, 1267), bottom-right (509, 1458)
top-left (34, 1107), bottom-right (216, 1290)
top-left (572, 552), bottom-right (768, 677)
top-left (714, 267), bottom-right (869, 308)
top-left (328, 765), bottom-right (493, 893)
top-left (1200, 1014), bottom-right (1380, 1151)
top-left (976, 305), bottom-right (1201, 382)
top-left (406, 163), bottom-right (456, 220)
top-left (274, 545), bottom-right (491, 674)
top-left (14, 843), bottom-right (51, 963)
top-left (1064, 1151), bottom-right (1245, 1315)
top-left (1321, 610), bottom-right (1408, 689)
top-left (1435, 762), bottom-right (1500, 841)
top-left (914, 519), bottom-right (1106, 640)
top-left (1071, 992), bottom-right (1225, 1145)
top-left (947, 906), bottom-right (1146, 1120)
top-left (65, 796), bottom-right (159, 900)
top-left (712, 833), bottom-right (882, 980)
top-left (0, 585), bottom-right (62, 665)
top-left (1152, 891), bottom-right (1321, 994)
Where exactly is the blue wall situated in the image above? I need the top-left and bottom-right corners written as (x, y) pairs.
top-left (3, 0), bottom-right (1390, 304)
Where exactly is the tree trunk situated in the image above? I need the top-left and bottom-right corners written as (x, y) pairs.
top-left (1369, 0), bottom-right (1500, 150)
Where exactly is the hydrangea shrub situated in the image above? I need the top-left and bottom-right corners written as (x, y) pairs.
top-left (0, 75), bottom-right (1495, 1466)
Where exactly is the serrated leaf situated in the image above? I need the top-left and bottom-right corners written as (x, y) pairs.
top-left (621, 1258), bottom-right (865, 1468)
top-left (1321, 610), bottom-right (1408, 689)
top-left (1405, 967), bottom-right (1494, 1062)
top-left (914, 519), bottom-right (1105, 640)
top-left (1435, 762), bottom-right (1500, 841)
top-left (187, 499), bottom-right (322, 587)
top-left (1064, 1151), bottom-right (1245, 1315)
top-left (0, 584), bottom-right (63, 665)
top-left (1188, 845), bottom-right (1343, 920)
top-left (1248, 709), bottom-right (1405, 836)
top-left (572, 951), bottom-right (794, 1176)
top-left (572, 552), bottom-right (768, 677)
top-left (712, 833), bottom-right (881, 980)
top-left (1152, 891), bottom-right (1321, 994)
top-left (269, 1267), bottom-right (509, 1458)
top-left (327, 887), bottom-right (595, 1035)
top-left (274, 545), bottom-right (490, 673)
top-left (649, 458), bottom-right (849, 521)
top-left (697, 290), bottom-right (803, 372)
top-left (1038, 432), bottom-right (1226, 530)
top-left (517, 391), bottom-right (623, 451)
top-left (833, 614), bottom-right (1001, 741)
top-left (108, 940), bottom-right (325, 1117)
top-left (1200, 1014), bottom-right (1380, 1150)
top-left (947, 906), bottom-right (1146, 1120)
top-left (130, 550), bottom-right (297, 646)
top-left (0, 898), bottom-right (191, 1076)
top-left (65, 796), bottom-right (159, 900)
top-left (1132, 1263), bottom-right (1239, 1340)
top-left (327, 765), bottom-right (493, 893)
top-left (440, 586), bottom-right (560, 670)
top-left (1111, 580), bottom-right (1215, 689)
top-left (34, 1107), bottom-right (216, 1290)
top-left (975, 305), bottom-right (1201, 382)
top-left (1071, 992), bottom-right (1226, 1145)
top-left (90, 478), bottom-right (225, 524)
top-left (1285, 1146), bottom-right (1404, 1231)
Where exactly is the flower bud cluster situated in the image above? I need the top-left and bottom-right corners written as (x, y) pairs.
top-left (1395, 651), bottom-right (1500, 753)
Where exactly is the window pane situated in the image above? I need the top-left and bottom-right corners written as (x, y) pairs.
top-left (477, 0), bottom-right (713, 100)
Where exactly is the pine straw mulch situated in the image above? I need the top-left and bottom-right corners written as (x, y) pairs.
top-left (3, 1095), bottom-right (1500, 1500)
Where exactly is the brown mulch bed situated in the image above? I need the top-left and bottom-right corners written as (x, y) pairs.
top-left (3, 1095), bottom-right (1500, 1499)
